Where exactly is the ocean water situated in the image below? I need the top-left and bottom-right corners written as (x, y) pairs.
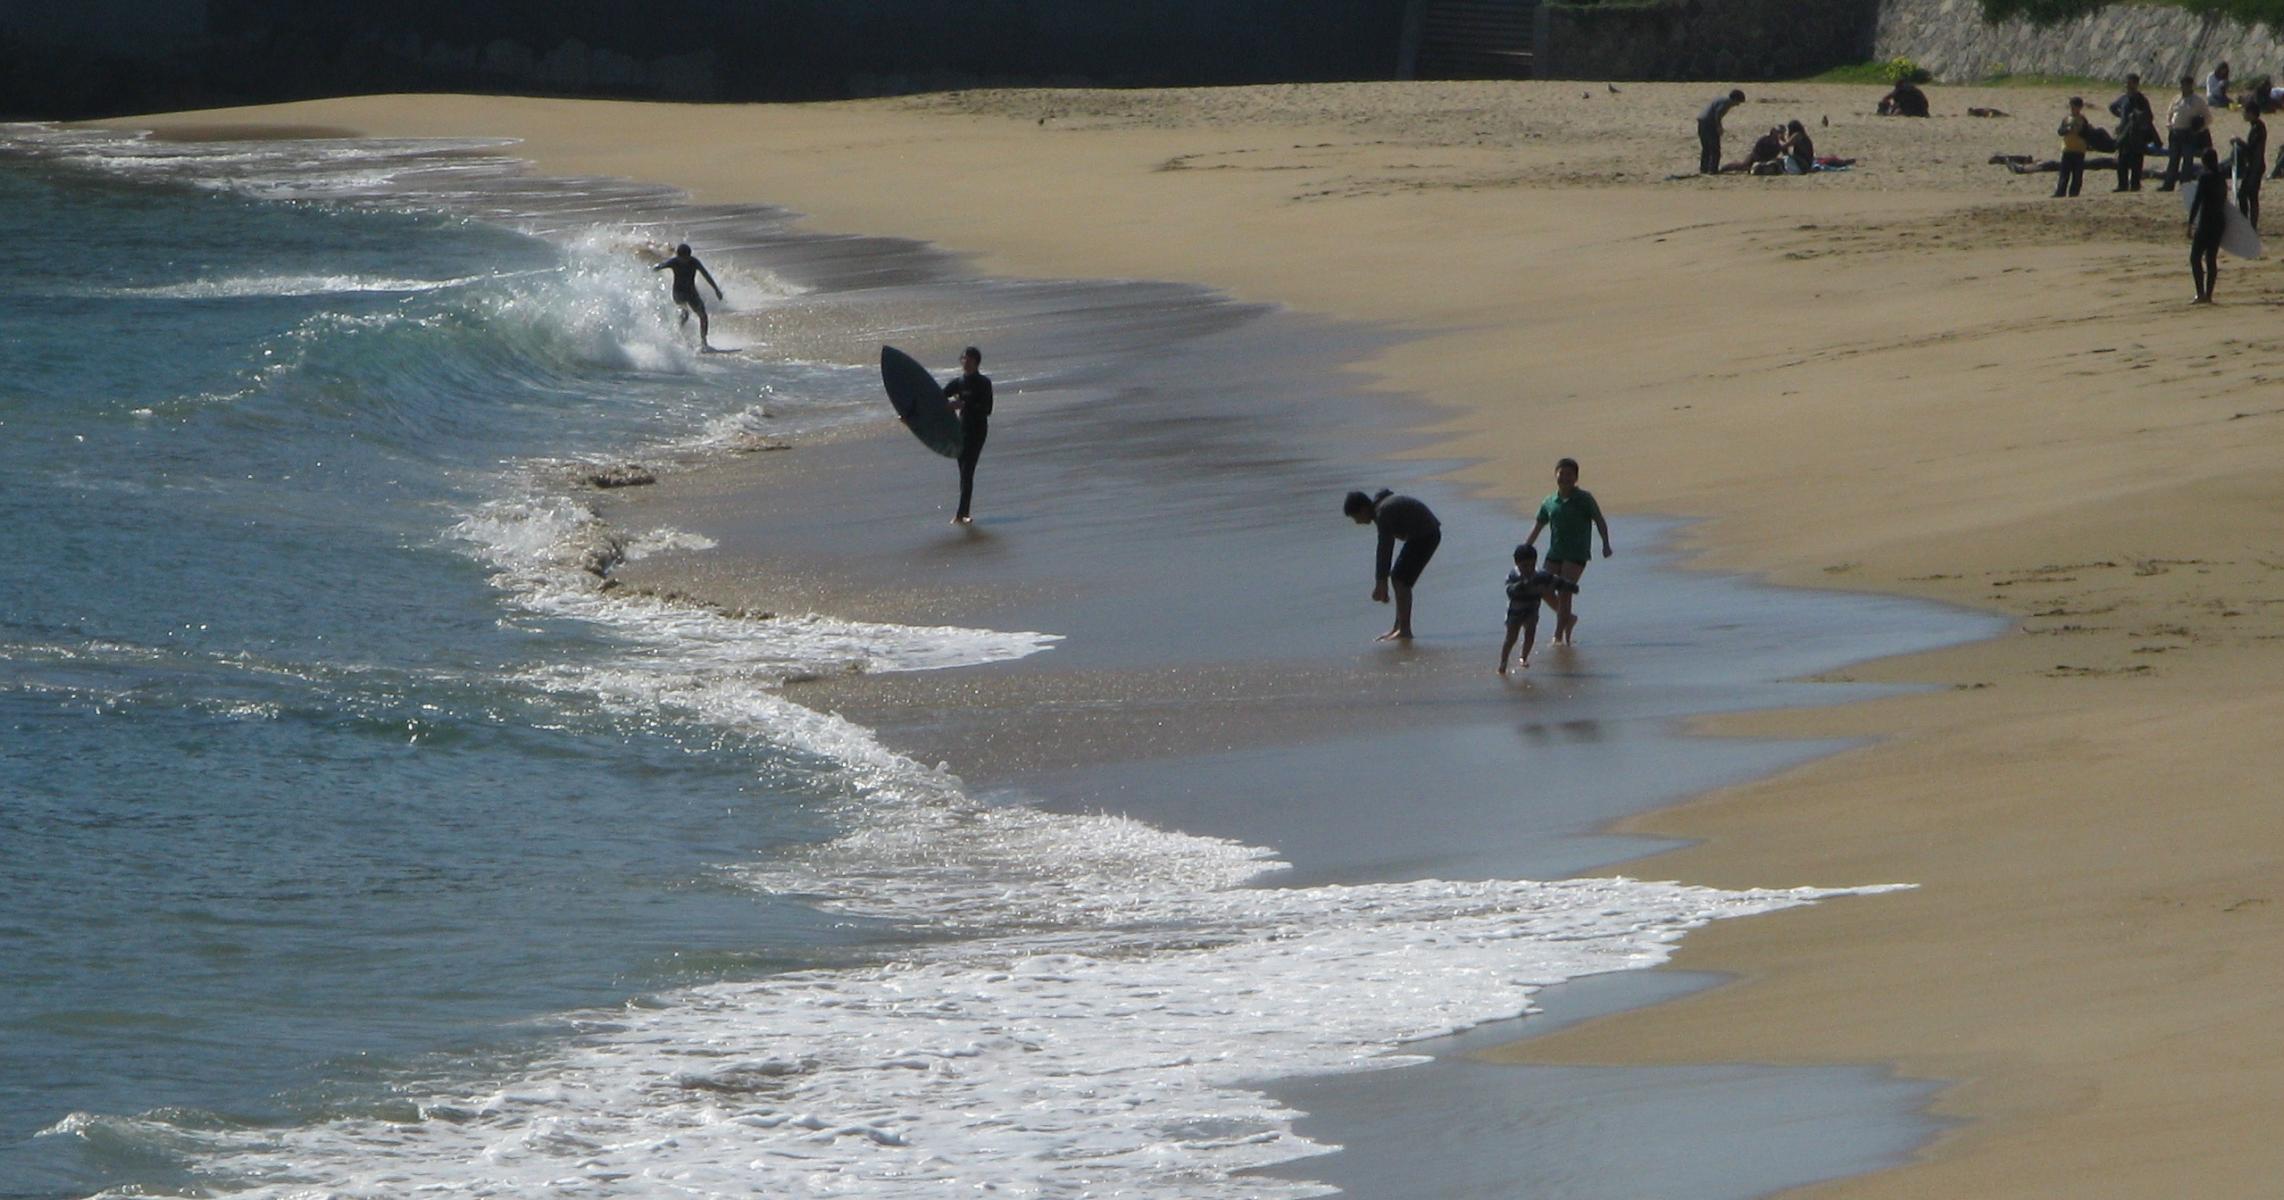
top-left (2, 126), bottom-right (1905, 1200)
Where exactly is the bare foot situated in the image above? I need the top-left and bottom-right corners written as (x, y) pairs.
top-left (1497, 663), bottom-right (1509, 676)
top-left (952, 515), bottom-right (973, 525)
top-left (1517, 655), bottom-right (1530, 670)
top-left (1376, 628), bottom-right (1411, 642)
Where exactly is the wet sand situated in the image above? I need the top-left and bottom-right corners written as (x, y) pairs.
top-left (103, 79), bottom-right (2284, 1196)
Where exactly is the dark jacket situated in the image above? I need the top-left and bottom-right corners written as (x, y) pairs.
top-left (1370, 489), bottom-right (1440, 581)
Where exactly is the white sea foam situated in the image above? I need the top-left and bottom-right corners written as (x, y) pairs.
top-left (100, 272), bottom-right (506, 299)
top-left (107, 852), bottom-right (1890, 1198)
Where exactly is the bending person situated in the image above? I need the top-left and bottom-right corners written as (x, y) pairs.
top-left (1344, 488), bottom-right (1442, 642)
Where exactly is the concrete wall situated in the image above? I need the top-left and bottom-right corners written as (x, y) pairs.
top-left (1536, 0), bottom-right (1879, 81)
top-left (1874, 0), bottom-right (2284, 85)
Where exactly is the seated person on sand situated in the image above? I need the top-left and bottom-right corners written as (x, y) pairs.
top-left (1878, 79), bottom-right (1930, 117)
top-left (1728, 125), bottom-right (1788, 173)
top-left (1781, 120), bottom-right (1816, 174)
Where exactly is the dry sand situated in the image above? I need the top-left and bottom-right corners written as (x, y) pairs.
top-left (112, 81), bottom-right (2284, 1195)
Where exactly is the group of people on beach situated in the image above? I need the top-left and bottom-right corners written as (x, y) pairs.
top-left (1697, 89), bottom-right (1853, 176)
top-left (2051, 67), bottom-right (2271, 303)
top-left (1344, 458), bottom-right (1612, 675)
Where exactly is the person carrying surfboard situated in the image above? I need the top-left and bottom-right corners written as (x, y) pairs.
top-left (1523, 457), bottom-right (1614, 646)
top-left (2189, 148), bottom-right (2230, 304)
top-left (942, 346), bottom-right (993, 524)
top-left (1345, 488), bottom-right (1441, 642)
top-left (2234, 99), bottom-right (2267, 229)
top-left (652, 243), bottom-right (724, 350)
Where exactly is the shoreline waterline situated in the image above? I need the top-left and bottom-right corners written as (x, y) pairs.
top-left (62, 82), bottom-right (2276, 1198)
top-left (24, 106), bottom-right (1997, 1198)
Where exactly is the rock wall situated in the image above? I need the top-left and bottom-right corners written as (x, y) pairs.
top-left (1874, 0), bottom-right (2284, 84)
top-left (1536, 0), bottom-right (1880, 81)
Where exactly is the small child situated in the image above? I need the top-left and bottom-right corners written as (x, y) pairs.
top-left (1499, 544), bottom-right (1579, 675)
top-left (2054, 96), bottom-right (2091, 198)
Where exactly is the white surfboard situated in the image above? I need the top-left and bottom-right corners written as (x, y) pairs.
top-left (2182, 174), bottom-right (2265, 259)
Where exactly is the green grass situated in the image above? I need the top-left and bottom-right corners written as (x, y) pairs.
top-left (1974, 71), bottom-right (2118, 89)
top-left (1808, 63), bottom-right (1908, 84)
top-left (1984, 0), bottom-right (2284, 26)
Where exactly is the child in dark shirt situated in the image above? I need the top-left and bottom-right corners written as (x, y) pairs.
top-left (1498, 544), bottom-right (1579, 675)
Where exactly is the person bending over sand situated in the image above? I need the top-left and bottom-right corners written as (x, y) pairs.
top-left (653, 243), bottom-right (724, 349)
top-left (1345, 488), bottom-right (1441, 642)
top-left (1696, 89), bottom-right (1747, 175)
top-left (1498, 543), bottom-right (1579, 675)
top-left (1524, 458), bottom-right (1613, 645)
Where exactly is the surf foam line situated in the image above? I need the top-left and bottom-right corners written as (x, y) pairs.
top-left (142, 487), bottom-right (1903, 1198)
top-left (131, 826), bottom-right (1898, 1199)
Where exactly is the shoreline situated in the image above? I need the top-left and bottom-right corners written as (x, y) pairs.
top-left (95, 81), bottom-right (2284, 1196)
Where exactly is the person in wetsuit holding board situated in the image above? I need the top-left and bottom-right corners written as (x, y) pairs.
top-left (942, 346), bottom-right (993, 524)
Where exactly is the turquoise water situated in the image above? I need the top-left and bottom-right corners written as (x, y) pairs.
top-left (0, 144), bottom-right (883, 1196)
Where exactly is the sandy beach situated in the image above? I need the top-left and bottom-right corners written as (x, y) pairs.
top-left (106, 79), bottom-right (2284, 1195)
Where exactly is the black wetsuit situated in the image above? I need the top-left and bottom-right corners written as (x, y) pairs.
top-left (656, 254), bottom-right (717, 313)
top-left (2191, 167), bottom-right (2228, 300)
top-left (2238, 118), bottom-right (2267, 227)
top-left (1370, 491), bottom-right (1442, 587)
top-left (2110, 90), bottom-right (2154, 189)
top-left (943, 370), bottom-right (993, 520)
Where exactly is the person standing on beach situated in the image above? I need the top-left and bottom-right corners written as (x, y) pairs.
top-left (1697, 89), bottom-right (1747, 175)
top-left (2234, 99), bottom-right (2267, 228)
top-left (2110, 73), bottom-right (2155, 191)
top-left (1498, 543), bottom-right (1578, 675)
top-left (942, 346), bottom-right (993, 524)
top-left (1523, 458), bottom-right (1613, 646)
top-left (1345, 488), bottom-right (1441, 642)
top-left (2160, 76), bottom-right (2211, 191)
top-left (2189, 148), bottom-right (2228, 304)
top-left (2054, 97), bottom-right (2092, 198)
top-left (652, 243), bottom-right (724, 349)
